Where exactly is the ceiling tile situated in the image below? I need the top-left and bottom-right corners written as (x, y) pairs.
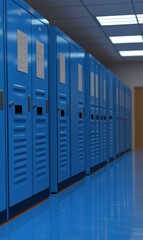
top-left (24, 0), bottom-right (82, 7)
top-left (115, 43), bottom-right (143, 51)
top-left (87, 4), bottom-right (134, 16)
top-left (82, 0), bottom-right (131, 5)
top-left (132, 0), bottom-right (143, 2)
top-left (85, 44), bottom-right (109, 52)
top-left (139, 25), bottom-right (143, 34)
top-left (52, 17), bottom-right (98, 29)
top-left (63, 27), bottom-right (105, 39)
top-left (38, 6), bottom-right (90, 20)
top-left (103, 25), bottom-right (140, 36)
top-left (74, 37), bottom-right (110, 45)
top-left (134, 3), bottom-right (143, 13)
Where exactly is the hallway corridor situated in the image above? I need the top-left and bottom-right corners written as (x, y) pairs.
top-left (0, 151), bottom-right (143, 240)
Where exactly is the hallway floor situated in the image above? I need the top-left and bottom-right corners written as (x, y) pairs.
top-left (0, 151), bottom-right (143, 240)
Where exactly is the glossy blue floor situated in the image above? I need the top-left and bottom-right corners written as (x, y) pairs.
top-left (0, 151), bottom-right (143, 240)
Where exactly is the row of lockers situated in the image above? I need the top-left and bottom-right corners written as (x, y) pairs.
top-left (0, 0), bottom-right (132, 224)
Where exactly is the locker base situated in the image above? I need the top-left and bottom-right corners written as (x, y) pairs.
top-left (54, 171), bottom-right (86, 193)
top-left (126, 149), bottom-right (132, 152)
top-left (117, 153), bottom-right (123, 158)
top-left (9, 188), bottom-right (50, 219)
top-left (91, 161), bottom-right (107, 174)
top-left (109, 157), bottom-right (114, 162)
top-left (0, 210), bottom-right (7, 225)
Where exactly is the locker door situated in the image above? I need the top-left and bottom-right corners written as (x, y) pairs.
top-left (90, 66), bottom-right (96, 168)
top-left (116, 80), bottom-right (120, 156)
top-left (0, 0), bottom-right (6, 221)
top-left (99, 66), bottom-right (104, 163)
top-left (103, 73), bottom-right (107, 162)
top-left (109, 76), bottom-right (114, 160)
top-left (7, 1), bottom-right (32, 206)
top-left (31, 18), bottom-right (49, 194)
top-left (95, 64), bottom-right (100, 165)
top-left (71, 45), bottom-right (85, 176)
top-left (57, 35), bottom-right (70, 183)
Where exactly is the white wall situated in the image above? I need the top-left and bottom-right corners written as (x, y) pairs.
top-left (105, 61), bottom-right (143, 149)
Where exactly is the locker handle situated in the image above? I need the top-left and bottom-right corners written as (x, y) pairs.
top-left (96, 115), bottom-right (99, 120)
top-left (91, 114), bottom-right (94, 120)
top-left (109, 116), bottom-right (112, 120)
top-left (79, 112), bottom-right (83, 119)
top-left (15, 105), bottom-right (22, 114)
top-left (104, 116), bottom-right (106, 120)
top-left (61, 109), bottom-right (65, 117)
top-left (101, 116), bottom-right (103, 120)
top-left (9, 101), bottom-right (14, 106)
top-left (37, 107), bottom-right (43, 115)
top-left (0, 90), bottom-right (4, 110)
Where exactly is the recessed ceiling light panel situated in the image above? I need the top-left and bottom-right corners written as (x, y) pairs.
top-left (96, 15), bottom-right (137, 26)
top-left (137, 14), bottom-right (143, 23)
top-left (119, 50), bottom-right (143, 56)
top-left (110, 35), bottom-right (143, 44)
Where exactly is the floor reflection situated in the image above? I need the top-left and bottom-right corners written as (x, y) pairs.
top-left (1, 151), bottom-right (143, 240)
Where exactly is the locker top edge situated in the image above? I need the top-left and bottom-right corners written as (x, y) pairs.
top-left (10, 0), bottom-right (49, 26)
top-left (50, 26), bottom-right (85, 54)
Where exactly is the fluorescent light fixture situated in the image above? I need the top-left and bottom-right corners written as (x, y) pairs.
top-left (110, 35), bottom-right (143, 44)
top-left (96, 15), bottom-right (137, 26)
top-left (119, 50), bottom-right (143, 56)
top-left (137, 14), bottom-right (143, 23)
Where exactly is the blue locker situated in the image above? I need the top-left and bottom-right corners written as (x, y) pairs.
top-left (71, 43), bottom-right (85, 177)
top-left (119, 82), bottom-right (124, 155)
top-left (123, 85), bottom-right (126, 153)
top-left (49, 27), bottom-right (85, 192)
top-left (99, 64), bottom-right (103, 164)
top-left (49, 27), bottom-right (70, 193)
top-left (7, 0), bottom-right (33, 209)
top-left (129, 89), bottom-right (132, 150)
top-left (31, 18), bottom-right (49, 194)
top-left (119, 80), bottom-right (122, 155)
top-left (107, 71), bottom-right (114, 162)
top-left (127, 88), bottom-right (130, 151)
top-left (6, 0), bottom-right (49, 217)
top-left (125, 86), bottom-right (128, 152)
top-left (0, 0), bottom-right (7, 224)
top-left (102, 67), bottom-right (108, 163)
top-left (99, 64), bottom-right (107, 165)
top-left (113, 74), bottom-right (116, 159)
top-left (115, 78), bottom-right (120, 157)
top-left (85, 54), bottom-right (97, 174)
top-left (95, 62), bottom-right (100, 166)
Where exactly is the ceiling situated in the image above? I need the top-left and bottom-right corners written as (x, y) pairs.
top-left (24, 0), bottom-right (143, 64)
